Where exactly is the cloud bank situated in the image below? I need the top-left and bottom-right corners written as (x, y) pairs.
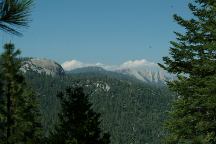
top-left (61, 59), bottom-right (159, 71)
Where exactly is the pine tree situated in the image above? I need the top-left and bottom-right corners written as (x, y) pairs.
top-left (159, 0), bottom-right (216, 143)
top-left (0, 54), bottom-right (5, 142)
top-left (0, 43), bottom-right (43, 144)
top-left (49, 87), bottom-right (110, 144)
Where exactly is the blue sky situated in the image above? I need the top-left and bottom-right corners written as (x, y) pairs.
top-left (1, 0), bottom-right (191, 64)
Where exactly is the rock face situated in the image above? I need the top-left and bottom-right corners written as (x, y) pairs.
top-left (21, 58), bottom-right (65, 76)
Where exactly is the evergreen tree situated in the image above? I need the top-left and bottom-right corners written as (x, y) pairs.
top-left (159, 0), bottom-right (216, 143)
top-left (49, 87), bottom-right (110, 144)
top-left (0, 43), bottom-right (43, 144)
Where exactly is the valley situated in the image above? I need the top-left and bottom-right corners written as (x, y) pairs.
top-left (23, 58), bottom-right (174, 144)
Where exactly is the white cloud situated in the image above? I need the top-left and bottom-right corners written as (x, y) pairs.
top-left (61, 59), bottom-right (158, 71)
top-left (61, 60), bottom-right (85, 71)
top-left (61, 60), bottom-right (114, 71)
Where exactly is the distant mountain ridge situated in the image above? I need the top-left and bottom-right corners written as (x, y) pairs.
top-left (68, 66), bottom-right (106, 74)
top-left (67, 65), bottom-right (174, 84)
top-left (62, 59), bottom-right (175, 83)
top-left (20, 58), bottom-right (174, 84)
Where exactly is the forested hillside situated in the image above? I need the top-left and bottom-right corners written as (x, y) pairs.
top-left (25, 71), bottom-right (174, 144)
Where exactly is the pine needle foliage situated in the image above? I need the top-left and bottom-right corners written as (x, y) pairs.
top-left (0, 0), bottom-right (33, 36)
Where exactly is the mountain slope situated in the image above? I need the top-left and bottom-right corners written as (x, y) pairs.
top-left (67, 65), bottom-right (175, 84)
top-left (21, 58), bottom-right (174, 84)
top-left (115, 67), bottom-right (174, 83)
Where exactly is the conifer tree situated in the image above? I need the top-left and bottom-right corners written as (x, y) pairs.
top-left (49, 87), bottom-right (110, 144)
top-left (0, 43), bottom-right (43, 144)
top-left (159, 0), bottom-right (216, 143)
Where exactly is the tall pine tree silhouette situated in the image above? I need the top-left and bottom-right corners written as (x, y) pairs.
top-left (159, 0), bottom-right (216, 143)
top-left (49, 87), bottom-right (110, 144)
top-left (0, 43), bottom-right (43, 143)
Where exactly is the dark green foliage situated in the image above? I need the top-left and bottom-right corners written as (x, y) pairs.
top-left (0, 0), bottom-right (33, 36)
top-left (49, 87), bottom-right (110, 144)
top-left (0, 43), bottom-right (43, 143)
top-left (159, 0), bottom-right (216, 143)
top-left (25, 71), bottom-right (174, 144)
